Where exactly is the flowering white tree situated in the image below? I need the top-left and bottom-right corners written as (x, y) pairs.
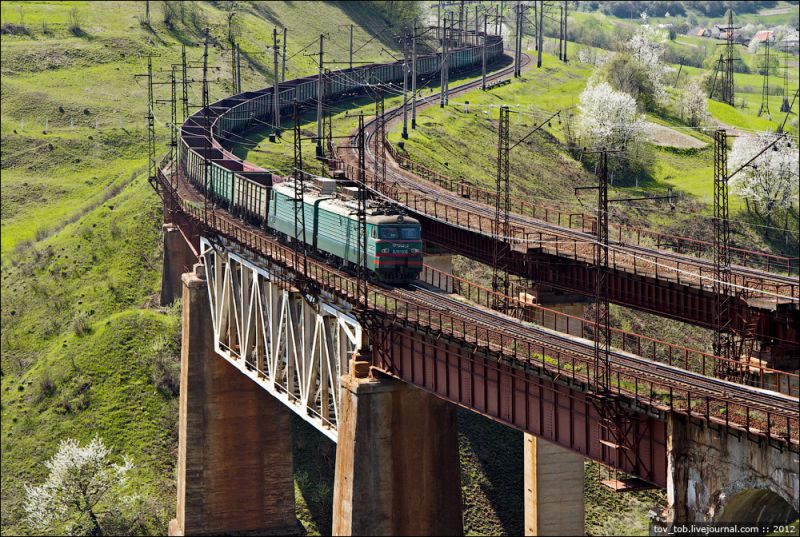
top-left (628, 13), bottom-right (669, 104)
top-left (729, 132), bottom-right (799, 227)
top-left (680, 79), bottom-right (709, 126)
top-left (576, 81), bottom-right (645, 150)
top-left (25, 436), bottom-right (133, 536)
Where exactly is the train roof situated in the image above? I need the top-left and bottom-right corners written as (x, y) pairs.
top-left (273, 181), bottom-right (420, 227)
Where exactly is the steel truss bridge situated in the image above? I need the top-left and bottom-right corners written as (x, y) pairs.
top-left (157, 27), bottom-right (799, 490)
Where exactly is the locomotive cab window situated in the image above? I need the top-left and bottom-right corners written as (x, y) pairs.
top-left (400, 227), bottom-right (420, 240)
top-left (378, 227), bottom-right (399, 239)
top-left (378, 227), bottom-right (419, 240)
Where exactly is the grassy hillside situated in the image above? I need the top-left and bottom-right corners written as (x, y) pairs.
top-left (1, 1), bottom-right (410, 535)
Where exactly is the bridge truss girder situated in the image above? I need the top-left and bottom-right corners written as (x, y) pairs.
top-left (200, 238), bottom-right (362, 441)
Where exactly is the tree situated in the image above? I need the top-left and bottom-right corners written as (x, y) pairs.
top-left (576, 81), bottom-right (649, 179)
top-left (729, 132), bottom-right (799, 228)
top-left (576, 81), bottom-right (645, 151)
top-left (680, 78), bottom-right (709, 126)
top-left (600, 52), bottom-right (658, 110)
top-left (25, 437), bottom-right (133, 536)
top-left (627, 13), bottom-right (668, 106)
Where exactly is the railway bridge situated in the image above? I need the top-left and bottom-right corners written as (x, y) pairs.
top-left (156, 27), bottom-right (799, 537)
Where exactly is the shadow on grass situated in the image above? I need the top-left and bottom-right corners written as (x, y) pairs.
top-left (292, 414), bottom-right (335, 535)
top-left (458, 408), bottom-right (524, 535)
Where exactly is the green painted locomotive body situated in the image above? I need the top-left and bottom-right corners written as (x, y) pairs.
top-left (268, 181), bottom-right (422, 283)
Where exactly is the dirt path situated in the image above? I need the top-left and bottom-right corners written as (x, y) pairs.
top-left (643, 121), bottom-right (707, 149)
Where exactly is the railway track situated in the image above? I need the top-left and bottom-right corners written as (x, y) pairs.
top-left (342, 53), bottom-right (798, 303)
top-left (169, 163), bottom-right (798, 435)
top-left (399, 282), bottom-right (798, 417)
top-left (165, 38), bottom-right (797, 446)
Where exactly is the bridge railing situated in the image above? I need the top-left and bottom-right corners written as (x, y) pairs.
top-left (160, 166), bottom-right (799, 450)
top-left (345, 161), bottom-right (798, 301)
top-left (386, 145), bottom-right (799, 278)
top-left (420, 264), bottom-right (799, 398)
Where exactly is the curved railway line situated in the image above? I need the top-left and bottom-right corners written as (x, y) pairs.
top-left (164, 33), bottom-right (799, 451)
top-left (345, 65), bottom-right (799, 303)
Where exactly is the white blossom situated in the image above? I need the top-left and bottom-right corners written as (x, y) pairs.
top-left (576, 81), bottom-right (645, 150)
top-left (729, 132), bottom-right (799, 224)
top-left (680, 79), bottom-right (709, 126)
top-left (24, 437), bottom-right (133, 535)
top-left (628, 17), bottom-right (669, 104)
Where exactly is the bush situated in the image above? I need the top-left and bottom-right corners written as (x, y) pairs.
top-left (37, 371), bottom-right (56, 401)
top-left (68, 7), bottom-right (84, 36)
top-left (599, 52), bottom-right (658, 110)
top-left (71, 311), bottom-right (91, 337)
top-left (151, 336), bottom-right (180, 396)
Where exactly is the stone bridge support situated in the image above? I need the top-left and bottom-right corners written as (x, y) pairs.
top-left (524, 434), bottom-right (585, 536)
top-left (169, 264), bottom-right (299, 536)
top-left (332, 373), bottom-right (464, 536)
top-left (422, 249), bottom-right (454, 292)
top-left (521, 285), bottom-right (589, 338)
top-left (161, 224), bottom-right (196, 306)
top-left (666, 414), bottom-right (799, 527)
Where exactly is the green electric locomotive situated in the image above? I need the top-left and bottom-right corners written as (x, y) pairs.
top-left (267, 180), bottom-right (423, 284)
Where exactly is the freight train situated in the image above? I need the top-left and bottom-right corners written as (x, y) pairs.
top-left (178, 30), bottom-right (503, 283)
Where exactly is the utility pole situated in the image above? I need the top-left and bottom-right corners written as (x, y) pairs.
top-left (459, 0), bottom-right (465, 44)
top-left (349, 24), bottom-right (354, 71)
top-left (356, 111), bottom-right (368, 307)
top-left (513, 3), bottom-right (522, 77)
top-left (440, 13), bottom-right (448, 108)
top-left (497, 3), bottom-right (502, 36)
top-left (758, 35), bottom-right (771, 118)
top-left (374, 89), bottom-right (386, 192)
top-left (563, 0), bottom-right (569, 62)
top-left (181, 44), bottom-right (189, 121)
top-left (537, 0), bottom-right (544, 68)
top-left (231, 41), bottom-right (237, 92)
top-left (292, 102), bottom-right (308, 278)
top-left (713, 129), bottom-right (733, 376)
top-left (721, 9), bottom-right (737, 106)
top-left (282, 28), bottom-right (287, 82)
top-left (482, 14), bottom-right (488, 90)
top-left (236, 43), bottom-right (242, 93)
top-left (437, 0), bottom-right (442, 41)
top-left (170, 64), bottom-right (177, 187)
top-left (781, 42), bottom-right (790, 112)
top-left (145, 55), bottom-right (156, 193)
top-left (475, 5), bottom-right (479, 45)
top-left (271, 28), bottom-right (281, 141)
top-left (316, 33), bottom-right (324, 157)
top-left (411, 20), bottom-right (418, 129)
top-left (202, 29), bottom-right (211, 221)
top-left (402, 34), bottom-right (409, 139)
top-left (492, 106), bottom-right (511, 310)
top-left (559, 3), bottom-right (564, 61)
top-left (446, 12), bottom-right (453, 103)
top-left (593, 149), bottom-right (611, 393)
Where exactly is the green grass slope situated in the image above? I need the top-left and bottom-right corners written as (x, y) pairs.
top-left (1, 1), bottom-right (412, 535)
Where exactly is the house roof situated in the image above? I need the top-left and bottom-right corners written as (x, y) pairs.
top-left (753, 30), bottom-right (774, 43)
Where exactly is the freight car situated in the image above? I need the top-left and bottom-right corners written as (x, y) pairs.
top-left (268, 180), bottom-right (423, 283)
top-left (178, 30), bottom-right (503, 282)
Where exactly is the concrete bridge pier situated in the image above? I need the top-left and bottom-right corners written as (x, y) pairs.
top-left (332, 373), bottom-right (463, 536)
top-left (422, 248), bottom-right (454, 292)
top-left (169, 264), bottom-right (300, 536)
top-left (664, 414), bottom-right (799, 529)
top-left (524, 434), bottom-right (586, 536)
top-left (160, 224), bottom-right (196, 306)
top-left (520, 285), bottom-right (589, 338)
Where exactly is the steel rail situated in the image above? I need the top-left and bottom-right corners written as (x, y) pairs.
top-left (344, 60), bottom-right (799, 301)
top-left (160, 166), bottom-right (798, 447)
